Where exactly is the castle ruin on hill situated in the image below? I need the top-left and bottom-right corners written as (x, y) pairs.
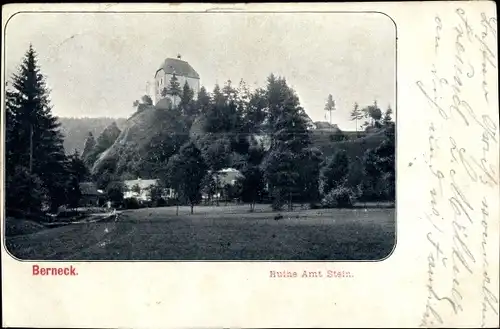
top-left (146, 54), bottom-right (200, 107)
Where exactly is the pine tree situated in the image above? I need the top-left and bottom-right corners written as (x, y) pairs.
top-left (245, 88), bottom-right (267, 133)
top-left (350, 102), bottom-right (363, 133)
top-left (262, 75), bottom-right (311, 210)
top-left (68, 150), bottom-right (89, 182)
top-left (202, 84), bottom-right (237, 133)
top-left (179, 81), bottom-right (195, 117)
top-left (234, 79), bottom-right (251, 134)
top-left (167, 73), bottom-right (182, 107)
top-left (5, 44), bottom-right (70, 212)
top-left (324, 94), bottom-right (336, 125)
top-left (82, 132), bottom-right (96, 165)
top-left (222, 79), bottom-right (237, 103)
top-left (266, 76), bottom-right (310, 153)
top-left (212, 84), bottom-right (225, 106)
top-left (66, 150), bottom-right (87, 209)
top-left (5, 90), bottom-right (20, 175)
top-left (161, 87), bottom-right (168, 98)
top-left (383, 105), bottom-right (393, 126)
top-left (236, 79), bottom-right (251, 113)
top-left (196, 86), bottom-right (211, 113)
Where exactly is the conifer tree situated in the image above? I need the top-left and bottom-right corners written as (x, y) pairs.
top-left (383, 105), bottom-right (393, 126)
top-left (222, 79), bottom-right (237, 103)
top-left (66, 150), bottom-right (87, 209)
top-left (324, 94), bottom-right (335, 125)
top-left (179, 81), bottom-right (195, 117)
top-left (236, 79), bottom-right (251, 115)
top-left (82, 132), bottom-right (96, 165)
top-left (350, 102), bottom-right (364, 133)
top-left (167, 73), bottom-right (182, 107)
top-left (5, 44), bottom-right (70, 212)
top-left (196, 86), bottom-right (211, 113)
top-left (262, 75), bottom-right (311, 210)
top-left (245, 88), bottom-right (267, 133)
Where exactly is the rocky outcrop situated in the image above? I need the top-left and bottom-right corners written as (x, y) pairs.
top-left (91, 106), bottom-right (189, 178)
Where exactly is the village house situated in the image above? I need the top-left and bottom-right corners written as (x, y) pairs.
top-left (78, 182), bottom-right (105, 207)
top-left (123, 178), bottom-right (175, 202)
top-left (218, 168), bottom-right (244, 186)
top-left (313, 121), bottom-right (339, 130)
top-left (202, 168), bottom-right (244, 202)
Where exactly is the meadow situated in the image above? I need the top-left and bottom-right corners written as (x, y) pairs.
top-left (5, 205), bottom-right (396, 261)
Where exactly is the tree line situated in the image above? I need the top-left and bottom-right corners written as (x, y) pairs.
top-left (5, 46), bottom-right (395, 219)
top-left (117, 72), bottom-right (395, 213)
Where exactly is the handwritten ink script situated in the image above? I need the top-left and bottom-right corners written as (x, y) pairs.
top-left (416, 7), bottom-right (499, 328)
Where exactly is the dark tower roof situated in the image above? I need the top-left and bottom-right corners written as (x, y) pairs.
top-left (155, 57), bottom-right (200, 79)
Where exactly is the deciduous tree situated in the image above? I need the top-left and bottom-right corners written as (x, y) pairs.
top-left (238, 165), bottom-right (265, 211)
top-left (167, 142), bottom-right (207, 214)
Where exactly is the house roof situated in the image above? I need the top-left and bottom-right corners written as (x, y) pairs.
top-left (314, 121), bottom-right (333, 128)
top-left (156, 58), bottom-right (200, 79)
top-left (215, 168), bottom-right (244, 186)
top-left (79, 182), bottom-right (102, 196)
top-left (314, 121), bottom-right (340, 130)
top-left (124, 179), bottom-right (159, 190)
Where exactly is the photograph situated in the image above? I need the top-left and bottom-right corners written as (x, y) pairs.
top-left (3, 11), bottom-right (396, 261)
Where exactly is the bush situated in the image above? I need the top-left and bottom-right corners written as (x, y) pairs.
top-left (154, 198), bottom-right (167, 207)
top-left (106, 181), bottom-right (125, 205)
top-left (124, 197), bottom-right (141, 209)
top-left (321, 186), bottom-right (356, 208)
top-left (270, 189), bottom-right (286, 211)
top-left (329, 132), bottom-right (346, 142)
top-left (309, 202), bottom-right (322, 210)
top-left (5, 166), bottom-right (47, 215)
top-left (319, 150), bottom-right (350, 196)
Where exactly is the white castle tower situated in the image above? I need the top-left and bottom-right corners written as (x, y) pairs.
top-left (150, 54), bottom-right (200, 106)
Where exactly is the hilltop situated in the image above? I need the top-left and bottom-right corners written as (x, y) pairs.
top-left (311, 129), bottom-right (385, 159)
top-left (91, 106), bottom-right (189, 178)
top-left (81, 105), bottom-right (387, 180)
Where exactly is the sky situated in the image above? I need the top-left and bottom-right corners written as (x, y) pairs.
top-left (5, 12), bottom-right (395, 131)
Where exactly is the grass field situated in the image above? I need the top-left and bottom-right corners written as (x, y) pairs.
top-left (5, 205), bottom-right (395, 261)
